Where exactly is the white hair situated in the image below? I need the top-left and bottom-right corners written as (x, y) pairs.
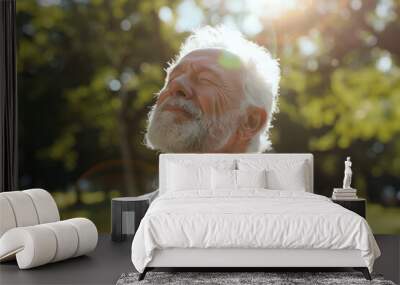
top-left (165, 25), bottom-right (280, 152)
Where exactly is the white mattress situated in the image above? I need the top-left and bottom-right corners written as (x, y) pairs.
top-left (131, 190), bottom-right (380, 273)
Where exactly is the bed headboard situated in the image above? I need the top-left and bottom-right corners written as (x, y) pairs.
top-left (159, 153), bottom-right (314, 194)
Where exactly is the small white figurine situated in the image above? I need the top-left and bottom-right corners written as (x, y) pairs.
top-left (342, 157), bottom-right (353, 189)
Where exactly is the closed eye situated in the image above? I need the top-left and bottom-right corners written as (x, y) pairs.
top-left (199, 77), bottom-right (213, 84)
top-left (197, 73), bottom-right (218, 86)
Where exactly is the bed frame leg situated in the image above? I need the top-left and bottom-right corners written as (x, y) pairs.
top-left (138, 268), bottom-right (148, 281)
top-left (354, 267), bottom-right (371, 280)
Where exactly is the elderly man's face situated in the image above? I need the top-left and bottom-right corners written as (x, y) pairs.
top-left (146, 48), bottom-right (264, 153)
top-left (159, 49), bottom-right (244, 120)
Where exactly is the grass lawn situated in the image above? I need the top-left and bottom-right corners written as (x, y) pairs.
top-left (55, 190), bottom-right (119, 233)
top-left (60, 203), bottom-right (112, 233)
top-left (367, 202), bottom-right (400, 234)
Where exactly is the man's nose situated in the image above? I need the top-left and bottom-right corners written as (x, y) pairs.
top-left (168, 76), bottom-right (193, 99)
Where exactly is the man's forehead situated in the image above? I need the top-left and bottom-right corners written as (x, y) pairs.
top-left (177, 48), bottom-right (243, 71)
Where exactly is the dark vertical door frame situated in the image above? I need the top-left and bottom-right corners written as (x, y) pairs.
top-left (0, 0), bottom-right (18, 192)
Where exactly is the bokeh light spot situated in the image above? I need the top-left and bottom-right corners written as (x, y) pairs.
top-left (159, 6), bottom-right (173, 23)
top-left (108, 79), bottom-right (122, 92)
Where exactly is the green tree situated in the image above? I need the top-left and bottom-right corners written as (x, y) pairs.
top-left (18, 0), bottom-right (183, 199)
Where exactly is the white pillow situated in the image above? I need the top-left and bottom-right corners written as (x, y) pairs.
top-left (236, 169), bottom-right (267, 189)
top-left (165, 159), bottom-right (236, 192)
top-left (238, 159), bottom-right (308, 191)
top-left (211, 168), bottom-right (236, 190)
top-left (211, 169), bottom-right (268, 190)
top-left (267, 167), bottom-right (306, 191)
top-left (167, 162), bottom-right (211, 191)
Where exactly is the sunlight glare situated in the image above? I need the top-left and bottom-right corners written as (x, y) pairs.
top-left (247, 0), bottom-right (300, 19)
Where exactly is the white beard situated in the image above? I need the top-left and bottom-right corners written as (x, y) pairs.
top-left (145, 98), bottom-right (240, 153)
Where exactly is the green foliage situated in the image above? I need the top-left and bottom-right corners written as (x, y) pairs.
top-left (17, 0), bottom-right (182, 196)
top-left (272, 1), bottom-right (400, 204)
top-left (367, 203), bottom-right (400, 234)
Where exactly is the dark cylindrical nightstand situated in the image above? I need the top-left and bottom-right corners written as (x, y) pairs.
top-left (111, 195), bottom-right (150, 242)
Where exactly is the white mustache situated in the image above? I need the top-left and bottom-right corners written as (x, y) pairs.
top-left (160, 97), bottom-right (202, 119)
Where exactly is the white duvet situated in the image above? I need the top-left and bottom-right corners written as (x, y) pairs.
top-left (131, 190), bottom-right (380, 273)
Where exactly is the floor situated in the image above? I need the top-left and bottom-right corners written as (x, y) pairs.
top-left (0, 235), bottom-right (399, 285)
top-left (0, 235), bottom-right (133, 285)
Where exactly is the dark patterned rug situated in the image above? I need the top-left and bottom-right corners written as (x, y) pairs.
top-left (116, 271), bottom-right (396, 285)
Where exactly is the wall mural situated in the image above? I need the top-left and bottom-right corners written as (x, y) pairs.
top-left (16, 0), bottom-right (400, 234)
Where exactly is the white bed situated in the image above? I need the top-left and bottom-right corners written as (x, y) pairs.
top-left (131, 154), bottom-right (380, 280)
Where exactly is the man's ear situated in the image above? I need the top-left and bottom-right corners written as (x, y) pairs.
top-left (239, 106), bottom-right (267, 140)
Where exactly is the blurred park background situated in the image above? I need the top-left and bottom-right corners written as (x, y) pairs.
top-left (16, 0), bottom-right (400, 233)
